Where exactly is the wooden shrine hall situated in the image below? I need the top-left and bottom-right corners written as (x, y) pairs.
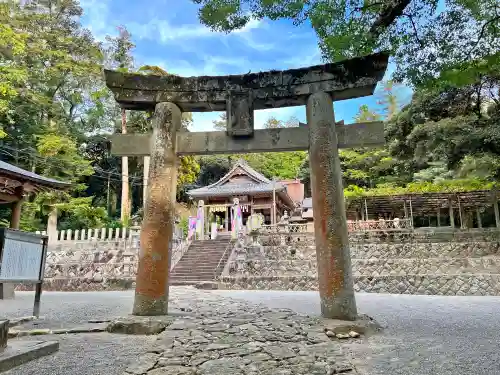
top-left (187, 160), bottom-right (301, 229)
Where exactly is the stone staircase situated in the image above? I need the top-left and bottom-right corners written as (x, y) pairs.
top-left (170, 236), bottom-right (232, 285)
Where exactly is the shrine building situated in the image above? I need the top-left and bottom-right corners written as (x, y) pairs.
top-left (187, 160), bottom-right (303, 229)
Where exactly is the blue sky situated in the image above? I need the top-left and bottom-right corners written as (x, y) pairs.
top-left (80, 0), bottom-right (413, 132)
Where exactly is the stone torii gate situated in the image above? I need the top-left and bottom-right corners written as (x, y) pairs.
top-left (104, 52), bottom-right (389, 320)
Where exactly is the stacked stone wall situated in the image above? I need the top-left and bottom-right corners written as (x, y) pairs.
top-left (15, 230), bottom-right (500, 296)
top-left (16, 239), bottom-right (139, 292)
top-left (220, 231), bottom-right (500, 295)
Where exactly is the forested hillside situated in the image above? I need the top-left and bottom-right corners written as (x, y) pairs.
top-left (1, 0), bottom-right (498, 231)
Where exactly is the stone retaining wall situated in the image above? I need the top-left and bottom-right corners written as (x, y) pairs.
top-left (15, 230), bottom-right (500, 296)
top-left (220, 230), bottom-right (500, 295)
top-left (219, 274), bottom-right (500, 296)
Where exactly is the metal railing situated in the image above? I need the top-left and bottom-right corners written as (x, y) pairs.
top-left (170, 238), bottom-right (192, 270)
top-left (347, 219), bottom-right (413, 232)
top-left (259, 223), bottom-right (309, 234)
top-left (213, 238), bottom-right (235, 280)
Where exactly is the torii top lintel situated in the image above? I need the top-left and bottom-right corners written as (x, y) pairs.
top-left (104, 52), bottom-right (388, 137)
top-left (104, 52), bottom-right (388, 111)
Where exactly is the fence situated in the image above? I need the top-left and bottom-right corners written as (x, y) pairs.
top-left (36, 225), bottom-right (184, 244)
top-left (29, 225), bottom-right (188, 288)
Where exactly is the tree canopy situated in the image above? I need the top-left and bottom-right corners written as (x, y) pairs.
top-left (1, 0), bottom-right (499, 231)
top-left (192, 0), bottom-right (499, 88)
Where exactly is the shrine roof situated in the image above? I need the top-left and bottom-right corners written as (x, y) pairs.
top-left (0, 161), bottom-right (70, 189)
top-left (188, 181), bottom-right (286, 197)
top-left (187, 160), bottom-right (294, 207)
top-left (104, 52), bottom-right (389, 111)
top-left (346, 190), bottom-right (500, 215)
top-left (0, 160), bottom-right (70, 202)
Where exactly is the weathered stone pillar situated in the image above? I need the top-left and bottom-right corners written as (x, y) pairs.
top-left (436, 209), bottom-right (441, 227)
top-left (47, 207), bottom-right (58, 245)
top-left (132, 102), bottom-right (180, 316)
top-left (307, 91), bottom-right (357, 321)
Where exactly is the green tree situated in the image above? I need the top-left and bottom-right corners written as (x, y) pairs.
top-left (263, 116), bottom-right (299, 129)
top-left (376, 80), bottom-right (406, 119)
top-left (192, 0), bottom-right (500, 88)
top-left (386, 74), bottom-right (500, 183)
top-left (0, 1), bottom-right (27, 129)
top-left (354, 104), bottom-right (381, 122)
top-left (213, 113), bottom-right (227, 131)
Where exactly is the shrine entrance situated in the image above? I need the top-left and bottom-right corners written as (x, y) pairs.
top-left (104, 52), bottom-right (389, 320)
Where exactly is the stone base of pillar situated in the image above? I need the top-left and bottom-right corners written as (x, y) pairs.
top-left (0, 319), bottom-right (8, 350)
top-left (0, 284), bottom-right (15, 300)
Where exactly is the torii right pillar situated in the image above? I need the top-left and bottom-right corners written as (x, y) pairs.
top-left (307, 91), bottom-right (358, 321)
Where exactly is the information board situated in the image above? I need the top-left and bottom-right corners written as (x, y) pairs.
top-left (0, 229), bottom-right (47, 282)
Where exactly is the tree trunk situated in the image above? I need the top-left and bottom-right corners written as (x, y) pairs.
top-left (121, 108), bottom-right (130, 224)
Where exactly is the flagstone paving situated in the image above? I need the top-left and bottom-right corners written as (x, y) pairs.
top-left (2, 289), bottom-right (500, 374)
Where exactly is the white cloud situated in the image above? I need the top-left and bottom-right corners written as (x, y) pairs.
top-left (282, 48), bottom-right (323, 69)
top-left (80, 0), bottom-right (111, 41)
top-left (127, 18), bottom-right (265, 46)
top-left (191, 112), bottom-right (221, 132)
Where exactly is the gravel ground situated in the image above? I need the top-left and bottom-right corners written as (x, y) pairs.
top-left (2, 290), bottom-right (500, 375)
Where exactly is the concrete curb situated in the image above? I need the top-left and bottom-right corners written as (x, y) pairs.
top-left (0, 341), bottom-right (59, 373)
top-left (7, 316), bottom-right (37, 328)
top-left (8, 324), bottom-right (107, 338)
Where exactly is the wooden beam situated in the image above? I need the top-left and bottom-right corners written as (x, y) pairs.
top-left (110, 121), bottom-right (384, 156)
top-left (0, 192), bottom-right (19, 203)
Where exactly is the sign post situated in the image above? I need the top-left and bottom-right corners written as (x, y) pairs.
top-left (0, 229), bottom-right (48, 317)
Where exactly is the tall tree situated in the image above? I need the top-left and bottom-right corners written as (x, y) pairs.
top-left (105, 26), bottom-right (135, 224)
top-left (0, 1), bottom-right (27, 135)
top-left (377, 80), bottom-right (406, 119)
top-left (213, 113), bottom-right (227, 131)
top-left (354, 104), bottom-right (381, 122)
top-left (263, 116), bottom-right (299, 129)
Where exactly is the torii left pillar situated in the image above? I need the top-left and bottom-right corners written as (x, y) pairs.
top-left (132, 102), bottom-right (180, 316)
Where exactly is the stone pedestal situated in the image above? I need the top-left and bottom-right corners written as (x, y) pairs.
top-left (0, 320), bottom-right (8, 351)
top-left (0, 284), bottom-right (15, 300)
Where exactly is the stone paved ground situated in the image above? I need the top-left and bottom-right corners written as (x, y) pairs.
top-left (212, 290), bottom-right (500, 375)
top-left (1, 288), bottom-right (355, 375)
top-left (2, 289), bottom-right (500, 374)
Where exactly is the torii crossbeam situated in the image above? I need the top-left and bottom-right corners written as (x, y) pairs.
top-left (105, 52), bottom-right (389, 320)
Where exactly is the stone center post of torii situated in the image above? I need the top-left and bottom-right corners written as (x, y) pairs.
top-left (104, 52), bottom-right (389, 320)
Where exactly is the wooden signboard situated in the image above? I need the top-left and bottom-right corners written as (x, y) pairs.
top-left (0, 229), bottom-right (48, 316)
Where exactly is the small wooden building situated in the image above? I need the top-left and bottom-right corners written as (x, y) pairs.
top-left (187, 160), bottom-right (298, 229)
top-left (0, 160), bottom-right (70, 299)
